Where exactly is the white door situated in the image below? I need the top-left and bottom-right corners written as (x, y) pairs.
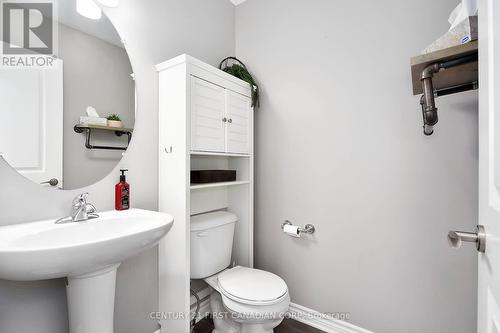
top-left (0, 61), bottom-right (63, 188)
top-left (190, 76), bottom-right (226, 153)
top-left (226, 89), bottom-right (251, 154)
top-left (478, 0), bottom-right (500, 331)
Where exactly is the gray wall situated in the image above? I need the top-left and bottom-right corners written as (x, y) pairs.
top-left (235, 1), bottom-right (478, 333)
top-left (0, 0), bottom-right (235, 332)
top-left (59, 23), bottom-right (135, 190)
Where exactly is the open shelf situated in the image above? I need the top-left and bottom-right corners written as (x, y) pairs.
top-left (74, 124), bottom-right (133, 133)
top-left (410, 41), bottom-right (478, 95)
top-left (191, 151), bottom-right (251, 157)
top-left (190, 180), bottom-right (250, 190)
top-left (74, 124), bottom-right (133, 150)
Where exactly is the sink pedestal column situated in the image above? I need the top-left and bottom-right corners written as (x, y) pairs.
top-left (66, 264), bottom-right (120, 333)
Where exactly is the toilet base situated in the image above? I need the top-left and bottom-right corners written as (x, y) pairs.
top-left (209, 291), bottom-right (284, 333)
top-left (240, 323), bottom-right (275, 333)
top-left (211, 291), bottom-right (240, 333)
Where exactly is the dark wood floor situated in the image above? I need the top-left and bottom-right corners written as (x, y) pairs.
top-left (193, 316), bottom-right (324, 333)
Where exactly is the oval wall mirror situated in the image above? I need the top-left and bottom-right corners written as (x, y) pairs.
top-left (0, 0), bottom-right (135, 190)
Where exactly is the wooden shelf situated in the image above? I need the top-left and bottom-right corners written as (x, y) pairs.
top-left (75, 124), bottom-right (133, 133)
top-left (411, 41), bottom-right (478, 95)
top-left (74, 124), bottom-right (133, 150)
top-left (191, 151), bottom-right (251, 157)
top-left (190, 180), bottom-right (250, 190)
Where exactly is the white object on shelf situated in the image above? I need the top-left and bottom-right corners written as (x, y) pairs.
top-left (422, 16), bottom-right (477, 54)
top-left (79, 116), bottom-right (108, 126)
top-left (86, 106), bottom-right (100, 117)
top-left (449, 0), bottom-right (477, 30)
top-left (422, 0), bottom-right (478, 54)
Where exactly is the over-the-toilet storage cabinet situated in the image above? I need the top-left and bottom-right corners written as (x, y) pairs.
top-left (156, 55), bottom-right (254, 332)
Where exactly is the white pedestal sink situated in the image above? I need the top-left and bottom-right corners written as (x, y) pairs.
top-left (0, 209), bottom-right (173, 333)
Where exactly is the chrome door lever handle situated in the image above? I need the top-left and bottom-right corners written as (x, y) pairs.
top-left (448, 225), bottom-right (486, 253)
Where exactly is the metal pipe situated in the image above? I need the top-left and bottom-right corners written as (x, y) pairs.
top-left (435, 81), bottom-right (478, 97)
top-left (420, 96), bottom-right (435, 136)
top-left (419, 54), bottom-right (478, 135)
top-left (439, 53), bottom-right (478, 69)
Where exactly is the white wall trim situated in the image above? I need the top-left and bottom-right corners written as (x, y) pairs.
top-left (288, 303), bottom-right (374, 333)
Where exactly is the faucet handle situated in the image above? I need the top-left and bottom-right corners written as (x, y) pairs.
top-left (85, 203), bottom-right (97, 214)
top-left (62, 193), bottom-right (99, 223)
top-left (73, 192), bottom-right (89, 207)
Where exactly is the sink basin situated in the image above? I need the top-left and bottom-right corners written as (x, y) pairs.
top-left (0, 208), bottom-right (173, 333)
top-left (0, 208), bottom-right (173, 281)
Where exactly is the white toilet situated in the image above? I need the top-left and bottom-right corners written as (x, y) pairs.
top-left (191, 211), bottom-right (290, 333)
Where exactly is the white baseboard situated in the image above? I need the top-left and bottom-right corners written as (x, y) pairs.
top-left (287, 303), bottom-right (373, 333)
top-left (158, 298), bottom-right (370, 333)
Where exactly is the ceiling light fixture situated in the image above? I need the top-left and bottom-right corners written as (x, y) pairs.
top-left (76, 0), bottom-right (102, 19)
top-left (94, 0), bottom-right (120, 7)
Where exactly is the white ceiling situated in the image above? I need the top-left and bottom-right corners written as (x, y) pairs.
top-left (57, 0), bottom-right (247, 48)
top-left (230, 0), bottom-right (248, 5)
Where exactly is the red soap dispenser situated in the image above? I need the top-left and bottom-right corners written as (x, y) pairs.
top-left (115, 169), bottom-right (130, 210)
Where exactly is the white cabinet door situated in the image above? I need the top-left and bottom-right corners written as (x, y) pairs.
top-left (191, 76), bottom-right (226, 152)
top-left (0, 61), bottom-right (63, 188)
top-left (226, 90), bottom-right (251, 154)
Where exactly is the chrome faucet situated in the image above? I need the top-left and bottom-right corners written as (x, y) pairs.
top-left (55, 193), bottom-right (99, 224)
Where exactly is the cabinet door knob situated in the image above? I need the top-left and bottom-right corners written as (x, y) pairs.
top-left (222, 117), bottom-right (227, 122)
top-left (228, 118), bottom-right (233, 123)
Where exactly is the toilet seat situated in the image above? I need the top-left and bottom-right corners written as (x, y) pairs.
top-left (218, 266), bottom-right (288, 306)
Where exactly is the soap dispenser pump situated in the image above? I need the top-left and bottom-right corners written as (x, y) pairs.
top-left (115, 169), bottom-right (130, 211)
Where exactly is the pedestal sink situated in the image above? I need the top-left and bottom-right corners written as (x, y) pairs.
top-left (0, 209), bottom-right (173, 333)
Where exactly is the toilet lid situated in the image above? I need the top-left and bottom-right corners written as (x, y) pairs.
top-left (218, 266), bottom-right (288, 305)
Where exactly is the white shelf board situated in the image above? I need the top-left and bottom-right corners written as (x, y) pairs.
top-left (190, 180), bottom-right (250, 190)
top-left (191, 151), bottom-right (251, 157)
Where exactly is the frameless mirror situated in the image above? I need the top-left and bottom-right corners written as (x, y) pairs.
top-left (0, 0), bottom-right (135, 190)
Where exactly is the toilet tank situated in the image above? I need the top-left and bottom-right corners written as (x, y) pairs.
top-left (190, 211), bottom-right (237, 279)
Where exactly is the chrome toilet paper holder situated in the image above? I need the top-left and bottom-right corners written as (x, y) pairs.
top-left (281, 220), bottom-right (316, 234)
